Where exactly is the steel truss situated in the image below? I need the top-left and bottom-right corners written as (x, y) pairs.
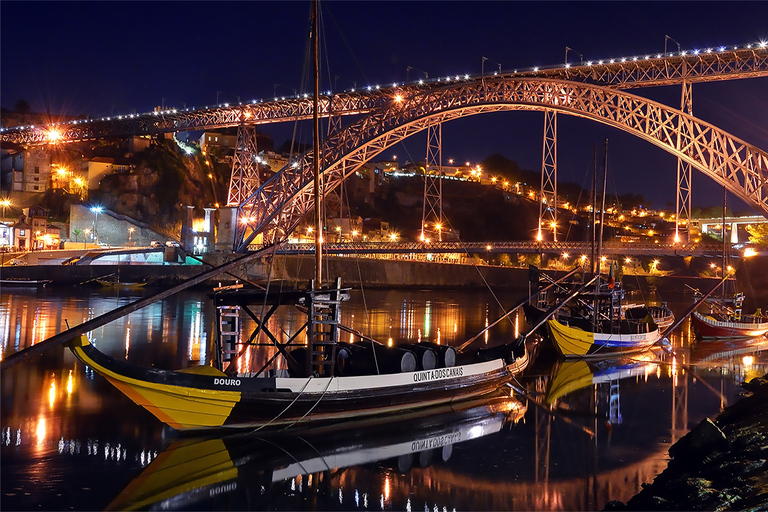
top-left (539, 111), bottom-right (557, 241)
top-left (227, 124), bottom-right (261, 206)
top-left (4, 47), bottom-right (767, 146)
top-left (675, 80), bottom-right (693, 243)
top-left (235, 76), bottom-right (768, 249)
top-left (266, 240), bottom-right (727, 257)
top-left (422, 123), bottom-right (444, 242)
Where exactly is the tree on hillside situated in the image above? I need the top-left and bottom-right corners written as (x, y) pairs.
top-left (480, 154), bottom-right (522, 182)
top-left (746, 224), bottom-right (768, 247)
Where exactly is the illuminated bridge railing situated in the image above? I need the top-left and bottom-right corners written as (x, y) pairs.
top-left (263, 241), bottom-right (727, 257)
top-left (3, 45), bottom-right (766, 146)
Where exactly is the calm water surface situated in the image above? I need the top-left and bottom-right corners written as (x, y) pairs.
top-left (2, 283), bottom-right (767, 511)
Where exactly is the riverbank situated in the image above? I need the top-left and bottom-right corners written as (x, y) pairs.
top-left (605, 372), bottom-right (768, 510)
top-left (0, 254), bottom-right (738, 296)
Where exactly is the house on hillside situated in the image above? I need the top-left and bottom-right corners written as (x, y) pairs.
top-left (10, 204), bottom-right (62, 250)
top-left (0, 147), bottom-right (52, 192)
top-left (87, 157), bottom-right (132, 190)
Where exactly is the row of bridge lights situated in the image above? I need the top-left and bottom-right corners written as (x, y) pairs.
top-left (5, 40), bottom-right (767, 138)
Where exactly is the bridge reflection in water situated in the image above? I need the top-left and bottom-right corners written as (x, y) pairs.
top-left (1, 287), bottom-right (766, 510)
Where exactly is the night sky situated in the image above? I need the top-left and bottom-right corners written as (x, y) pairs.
top-left (2, 1), bottom-right (767, 211)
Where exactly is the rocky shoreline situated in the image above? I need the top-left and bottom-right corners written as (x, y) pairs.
top-left (606, 373), bottom-right (768, 511)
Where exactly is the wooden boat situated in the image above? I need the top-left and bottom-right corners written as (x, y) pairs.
top-left (67, 277), bottom-right (529, 432)
top-left (105, 393), bottom-right (525, 510)
top-left (524, 274), bottom-right (662, 358)
top-left (691, 291), bottom-right (768, 340)
top-left (545, 316), bottom-right (661, 358)
top-left (691, 311), bottom-right (768, 340)
top-left (0, 278), bottom-right (52, 287)
top-left (95, 278), bottom-right (147, 289)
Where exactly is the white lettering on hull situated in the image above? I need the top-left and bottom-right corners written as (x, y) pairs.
top-left (412, 366), bottom-right (465, 383)
top-left (214, 378), bottom-right (241, 386)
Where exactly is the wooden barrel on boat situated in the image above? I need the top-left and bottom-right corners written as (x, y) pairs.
top-left (418, 341), bottom-right (456, 368)
top-left (396, 343), bottom-right (437, 371)
top-left (336, 342), bottom-right (417, 376)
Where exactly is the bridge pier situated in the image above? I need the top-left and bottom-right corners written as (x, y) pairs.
top-left (216, 207), bottom-right (237, 252)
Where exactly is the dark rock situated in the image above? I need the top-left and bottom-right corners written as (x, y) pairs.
top-left (668, 418), bottom-right (730, 463)
top-left (602, 499), bottom-right (627, 511)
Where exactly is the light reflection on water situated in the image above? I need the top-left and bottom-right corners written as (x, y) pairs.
top-left (1, 285), bottom-right (767, 510)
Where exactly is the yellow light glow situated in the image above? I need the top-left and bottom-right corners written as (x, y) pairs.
top-left (743, 355), bottom-right (754, 366)
top-left (66, 370), bottom-right (73, 395)
top-left (36, 418), bottom-right (46, 445)
top-left (46, 128), bottom-right (62, 142)
top-left (744, 248), bottom-right (757, 258)
top-left (49, 381), bottom-right (56, 408)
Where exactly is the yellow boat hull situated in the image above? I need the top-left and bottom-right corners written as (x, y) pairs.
top-left (546, 319), bottom-right (660, 358)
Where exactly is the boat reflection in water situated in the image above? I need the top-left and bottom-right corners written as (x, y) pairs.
top-left (690, 336), bottom-right (768, 386)
top-left (545, 352), bottom-right (660, 406)
top-left (106, 393), bottom-right (525, 511)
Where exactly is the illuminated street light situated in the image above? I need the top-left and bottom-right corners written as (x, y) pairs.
top-left (46, 128), bottom-right (62, 143)
top-left (90, 206), bottom-right (103, 243)
top-left (0, 198), bottom-right (10, 220)
top-left (128, 227), bottom-right (135, 242)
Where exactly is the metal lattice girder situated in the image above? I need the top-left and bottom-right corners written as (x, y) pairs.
top-left (236, 77), bottom-right (768, 249)
top-left (676, 80), bottom-right (693, 242)
top-left (270, 240), bottom-right (731, 257)
top-left (227, 125), bottom-right (261, 206)
top-left (4, 47), bottom-right (767, 146)
top-left (422, 123), bottom-right (443, 241)
top-left (539, 110), bottom-right (557, 241)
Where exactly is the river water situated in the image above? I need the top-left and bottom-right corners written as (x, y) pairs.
top-left (2, 283), bottom-right (767, 511)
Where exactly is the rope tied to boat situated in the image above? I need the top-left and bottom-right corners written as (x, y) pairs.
top-left (244, 374), bottom-right (323, 435)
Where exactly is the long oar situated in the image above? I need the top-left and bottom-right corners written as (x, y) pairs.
top-left (1, 244), bottom-right (282, 371)
top-left (456, 266), bottom-right (581, 353)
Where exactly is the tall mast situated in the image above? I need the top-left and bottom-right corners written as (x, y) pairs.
top-left (590, 144), bottom-right (597, 275)
top-left (311, 0), bottom-right (322, 285)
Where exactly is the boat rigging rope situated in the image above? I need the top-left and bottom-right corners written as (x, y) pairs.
top-left (243, 375), bottom-right (321, 435)
top-left (280, 376), bottom-right (336, 431)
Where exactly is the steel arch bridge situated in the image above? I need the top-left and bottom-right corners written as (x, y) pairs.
top-left (236, 76), bottom-right (768, 249)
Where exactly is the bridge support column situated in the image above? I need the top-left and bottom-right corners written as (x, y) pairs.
top-left (215, 207), bottom-right (237, 252)
top-left (539, 110), bottom-right (557, 241)
top-left (422, 123), bottom-right (444, 242)
top-left (731, 222), bottom-right (739, 244)
top-left (675, 80), bottom-right (693, 243)
top-left (226, 124), bottom-right (261, 207)
top-left (182, 205), bottom-right (195, 252)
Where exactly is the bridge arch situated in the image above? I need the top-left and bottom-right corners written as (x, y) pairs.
top-left (238, 77), bottom-right (768, 248)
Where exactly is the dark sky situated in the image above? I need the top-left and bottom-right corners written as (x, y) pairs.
top-left (2, 1), bottom-right (767, 211)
